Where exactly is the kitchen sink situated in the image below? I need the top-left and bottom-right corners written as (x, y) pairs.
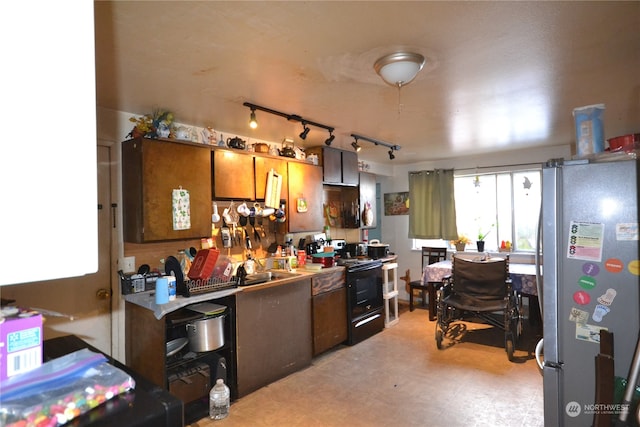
top-left (242, 270), bottom-right (302, 286)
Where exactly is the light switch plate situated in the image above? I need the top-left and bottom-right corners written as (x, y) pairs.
top-left (120, 256), bottom-right (136, 273)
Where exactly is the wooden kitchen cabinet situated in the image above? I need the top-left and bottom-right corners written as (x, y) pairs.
top-left (306, 146), bottom-right (359, 186)
top-left (341, 150), bottom-right (359, 185)
top-left (311, 269), bottom-right (347, 356)
top-left (359, 172), bottom-right (377, 228)
top-left (287, 161), bottom-right (324, 232)
top-left (122, 138), bottom-right (212, 242)
top-left (254, 156), bottom-right (288, 201)
top-left (235, 278), bottom-right (312, 397)
top-left (212, 149), bottom-right (255, 199)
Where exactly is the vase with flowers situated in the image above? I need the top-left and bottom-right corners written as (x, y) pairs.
top-left (476, 224), bottom-right (494, 252)
top-left (450, 235), bottom-right (470, 252)
top-left (127, 108), bottom-right (175, 139)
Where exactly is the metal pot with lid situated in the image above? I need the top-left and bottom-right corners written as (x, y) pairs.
top-left (186, 315), bottom-right (225, 352)
top-left (367, 239), bottom-right (390, 259)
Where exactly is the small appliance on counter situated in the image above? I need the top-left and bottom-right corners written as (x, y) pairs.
top-left (367, 239), bottom-right (390, 259)
top-left (344, 242), bottom-right (367, 258)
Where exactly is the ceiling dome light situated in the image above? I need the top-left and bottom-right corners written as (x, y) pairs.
top-left (374, 52), bottom-right (425, 87)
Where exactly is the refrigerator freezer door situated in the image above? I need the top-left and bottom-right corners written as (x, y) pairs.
top-left (543, 158), bottom-right (640, 426)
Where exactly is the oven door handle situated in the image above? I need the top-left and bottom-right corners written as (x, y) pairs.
top-left (355, 313), bottom-right (381, 328)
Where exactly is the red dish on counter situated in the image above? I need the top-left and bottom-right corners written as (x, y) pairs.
top-left (312, 252), bottom-right (335, 268)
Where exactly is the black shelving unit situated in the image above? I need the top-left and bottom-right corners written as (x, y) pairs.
top-left (164, 295), bottom-right (237, 424)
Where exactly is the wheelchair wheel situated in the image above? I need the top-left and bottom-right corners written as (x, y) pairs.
top-left (435, 324), bottom-right (444, 349)
top-left (506, 337), bottom-right (515, 362)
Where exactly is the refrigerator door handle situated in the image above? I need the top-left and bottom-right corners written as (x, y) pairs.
top-left (535, 338), bottom-right (545, 370)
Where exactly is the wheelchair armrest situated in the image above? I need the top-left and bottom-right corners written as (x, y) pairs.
top-left (438, 275), bottom-right (453, 298)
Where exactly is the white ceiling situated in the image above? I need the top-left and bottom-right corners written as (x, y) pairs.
top-left (94, 1), bottom-right (640, 165)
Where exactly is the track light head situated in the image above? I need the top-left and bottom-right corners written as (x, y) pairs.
top-left (299, 123), bottom-right (310, 140)
top-left (300, 122), bottom-right (310, 139)
top-left (249, 109), bottom-right (258, 129)
top-left (351, 138), bottom-right (361, 152)
top-left (388, 149), bottom-right (395, 160)
top-left (325, 131), bottom-right (335, 146)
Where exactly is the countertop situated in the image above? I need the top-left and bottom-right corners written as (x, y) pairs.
top-left (124, 257), bottom-right (397, 319)
top-left (123, 266), bottom-right (345, 319)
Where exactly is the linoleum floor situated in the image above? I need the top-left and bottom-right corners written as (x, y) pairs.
top-left (189, 302), bottom-right (544, 427)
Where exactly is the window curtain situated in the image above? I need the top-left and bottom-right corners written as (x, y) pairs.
top-left (408, 169), bottom-right (458, 240)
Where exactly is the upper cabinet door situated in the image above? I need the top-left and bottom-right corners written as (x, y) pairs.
top-left (341, 150), bottom-right (359, 185)
top-left (306, 146), bottom-right (359, 186)
top-left (122, 138), bottom-right (212, 242)
top-left (321, 147), bottom-right (342, 184)
top-left (287, 162), bottom-right (324, 232)
top-left (212, 149), bottom-right (255, 200)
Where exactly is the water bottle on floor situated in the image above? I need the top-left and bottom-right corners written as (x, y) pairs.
top-left (209, 378), bottom-right (230, 420)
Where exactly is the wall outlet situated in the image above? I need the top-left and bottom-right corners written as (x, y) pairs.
top-left (120, 256), bottom-right (136, 273)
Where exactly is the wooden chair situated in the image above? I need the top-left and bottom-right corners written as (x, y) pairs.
top-left (409, 247), bottom-right (447, 320)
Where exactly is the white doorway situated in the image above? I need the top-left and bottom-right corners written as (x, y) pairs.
top-left (2, 146), bottom-right (115, 355)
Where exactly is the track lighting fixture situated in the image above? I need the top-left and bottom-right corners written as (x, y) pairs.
top-left (299, 122), bottom-right (310, 140)
top-left (242, 102), bottom-right (335, 141)
top-left (350, 133), bottom-right (400, 160)
top-left (325, 131), bottom-right (335, 146)
top-left (249, 108), bottom-right (258, 129)
top-left (351, 137), bottom-right (361, 152)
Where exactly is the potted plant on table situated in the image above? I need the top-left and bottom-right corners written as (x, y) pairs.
top-left (450, 235), bottom-right (470, 252)
top-left (476, 224), bottom-right (494, 252)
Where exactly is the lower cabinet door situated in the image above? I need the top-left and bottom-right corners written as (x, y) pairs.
top-left (312, 287), bottom-right (347, 356)
top-left (235, 279), bottom-right (312, 397)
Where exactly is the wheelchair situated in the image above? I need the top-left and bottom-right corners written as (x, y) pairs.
top-left (434, 255), bottom-right (522, 361)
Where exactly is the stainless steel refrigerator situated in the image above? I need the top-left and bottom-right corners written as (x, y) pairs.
top-left (541, 157), bottom-right (640, 426)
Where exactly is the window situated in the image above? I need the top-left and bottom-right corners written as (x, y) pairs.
top-left (414, 169), bottom-right (541, 252)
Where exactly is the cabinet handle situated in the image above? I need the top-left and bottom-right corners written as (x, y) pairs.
top-left (111, 203), bottom-right (118, 228)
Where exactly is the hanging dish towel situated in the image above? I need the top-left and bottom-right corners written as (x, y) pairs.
top-left (172, 187), bottom-right (191, 230)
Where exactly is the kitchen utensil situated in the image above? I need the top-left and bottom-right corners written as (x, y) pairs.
top-left (367, 239), bottom-right (390, 259)
top-left (254, 142), bottom-right (269, 153)
top-left (222, 207), bottom-right (232, 224)
top-left (237, 202), bottom-right (250, 217)
top-left (188, 248), bottom-right (220, 280)
top-left (312, 252), bottom-right (335, 268)
top-left (278, 145), bottom-right (296, 158)
top-left (166, 337), bottom-right (189, 357)
top-left (164, 256), bottom-right (184, 290)
top-left (212, 202), bottom-right (221, 222)
top-left (186, 315), bottom-right (225, 352)
top-left (226, 136), bottom-right (246, 150)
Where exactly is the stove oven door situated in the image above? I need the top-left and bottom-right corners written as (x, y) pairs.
top-left (347, 262), bottom-right (384, 345)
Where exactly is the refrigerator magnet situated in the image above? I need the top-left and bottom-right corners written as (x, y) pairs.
top-left (569, 307), bottom-right (589, 324)
top-left (575, 323), bottom-right (607, 343)
top-left (573, 290), bottom-right (591, 305)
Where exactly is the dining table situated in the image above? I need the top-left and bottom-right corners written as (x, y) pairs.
top-left (422, 258), bottom-right (542, 325)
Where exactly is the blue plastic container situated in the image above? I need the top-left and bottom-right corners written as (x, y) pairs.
top-left (573, 104), bottom-right (605, 157)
